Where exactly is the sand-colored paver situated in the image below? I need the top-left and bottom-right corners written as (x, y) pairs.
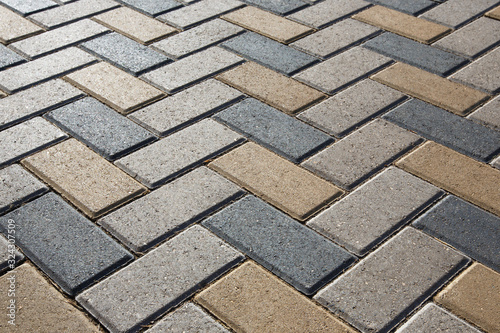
top-left (486, 5), bottom-right (500, 20)
top-left (0, 6), bottom-right (43, 44)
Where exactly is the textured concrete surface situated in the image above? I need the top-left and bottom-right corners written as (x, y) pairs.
top-left (467, 95), bottom-right (500, 130)
top-left (241, 0), bottom-right (308, 15)
top-left (0, 0), bottom-right (57, 16)
top-left (421, 0), bottom-right (500, 28)
top-left (0, 6), bottom-right (43, 44)
top-left (116, 0), bottom-right (182, 17)
top-left (365, 0), bottom-right (435, 15)
top-left (288, 0), bottom-right (370, 28)
top-left (0, 44), bottom-right (25, 70)
top-left (0, 234), bottom-right (23, 273)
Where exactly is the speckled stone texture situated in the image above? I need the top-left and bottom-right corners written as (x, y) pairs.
top-left (0, 44), bottom-right (25, 70)
top-left (241, 0), bottom-right (308, 15)
top-left (467, 95), bottom-right (500, 130)
top-left (116, 0), bottom-right (182, 16)
top-left (288, 0), bottom-right (370, 28)
top-left (0, 0), bottom-right (57, 16)
top-left (0, 6), bottom-right (43, 44)
top-left (0, 234), bottom-right (23, 273)
top-left (364, 0), bottom-right (436, 15)
top-left (421, 0), bottom-right (500, 28)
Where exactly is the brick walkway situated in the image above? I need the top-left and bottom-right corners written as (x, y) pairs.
top-left (0, 0), bottom-right (499, 332)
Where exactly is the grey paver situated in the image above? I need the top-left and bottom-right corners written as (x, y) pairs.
top-left (308, 167), bottom-right (443, 256)
top-left (293, 46), bottom-right (393, 94)
top-left (315, 227), bottom-right (470, 333)
top-left (202, 195), bottom-right (355, 295)
top-left (290, 19), bottom-right (380, 59)
top-left (0, 234), bottom-right (24, 273)
top-left (151, 19), bottom-right (244, 59)
top-left (0, 193), bottom-right (133, 296)
top-left (298, 79), bottom-right (407, 137)
top-left (0, 47), bottom-right (96, 94)
top-left (365, 0), bottom-right (436, 15)
top-left (129, 79), bottom-right (243, 136)
top-left (363, 32), bottom-right (469, 76)
top-left (214, 98), bottom-right (333, 163)
top-left (76, 225), bottom-right (244, 333)
top-left (0, 117), bottom-right (67, 168)
top-left (141, 47), bottom-right (244, 93)
top-left (241, 0), bottom-right (308, 15)
top-left (413, 195), bottom-right (500, 272)
top-left (433, 17), bottom-right (500, 58)
top-left (115, 118), bottom-right (244, 188)
top-left (45, 97), bottom-right (157, 160)
top-left (421, 0), bottom-right (500, 28)
top-left (0, 44), bottom-right (25, 70)
top-left (0, 6), bottom-right (44, 44)
top-left (116, 0), bottom-right (182, 16)
top-left (467, 95), bottom-right (500, 131)
top-left (0, 0), bottom-right (57, 16)
top-left (221, 31), bottom-right (319, 75)
top-left (80, 32), bottom-right (171, 76)
top-left (493, 156), bottom-right (500, 169)
top-left (383, 99), bottom-right (500, 162)
top-left (98, 167), bottom-right (244, 252)
top-left (302, 119), bottom-right (422, 189)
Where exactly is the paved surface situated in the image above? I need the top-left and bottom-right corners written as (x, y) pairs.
top-left (0, 0), bottom-right (499, 332)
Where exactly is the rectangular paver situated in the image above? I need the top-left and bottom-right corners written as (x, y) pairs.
top-left (396, 141), bottom-right (500, 216)
top-left (0, 6), bottom-right (43, 44)
top-left (116, 0), bottom-right (182, 16)
top-left (315, 227), bottom-right (469, 333)
top-left (371, 62), bottom-right (490, 115)
top-left (209, 142), bottom-right (343, 221)
top-left (0, 44), bottom-right (25, 70)
top-left (21, 139), bottom-right (147, 218)
top-left (0, 0), bottom-right (57, 16)
top-left (467, 95), bottom-right (500, 131)
top-left (115, 119), bottom-right (244, 188)
top-left (365, 0), bottom-right (436, 15)
top-left (486, 5), bottom-right (500, 19)
top-left (76, 225), bottom-right (244, 333)
top-left (421, 0), bottom-right (500, 28)
top-left (241, 0), bottom-right (308, 15)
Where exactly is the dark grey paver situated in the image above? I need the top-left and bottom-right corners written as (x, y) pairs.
top-left (365, 0), bottom-right (436, 15)
top-left (76, 225), bottom-right (244, 333)
top-left (383, 99), bottom-right (500, 162)
top-left (0, 0), bottom-right (57, 16)
top-left (315, 227), bottom-right (470, 333)
top-left (363, 32), bottom-right (469, 76)
top-left (116, 0), bottom-right (182, 16)
top-left (214, 98), bottom-right (333, 163)
top-left (0, 234), bottom-right (24, 273)
top-left (202, 195), bottom-right (356, 295)
top-left (0, 193), bottom-right (133, 296)
top-left (240, 0), bottom-right (308, 15)
top-left (0, 44), bottom-right (25, 70)
top-left (45, 97), bottom-right (157, 160)
top-left (413, 195), bottom-right (500, 272)
top-left (80, 32), bottom-right (171, 76)
top-left (421, 0), bottom-right (500, 28)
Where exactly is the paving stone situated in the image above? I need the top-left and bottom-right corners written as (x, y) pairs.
top-left (214, 98), bottom-right (333, 162)
top-left (302, 119), bottom-right (421, 190)
top-left (421, 0), bottom-right (500, 28)
top-left (0, 193), bottom-right (133, 295)
top-left (308, 167), bottom-right (442, 256)
top-left (493, 156), bottom-right (500, 169)
top-left (115, 119), bottom-right (244, 189)
top-left (363, 32), bottom-right (469, 76)
top-left (76, 225), bottom-right (244, 333)
top-left (64, 61), bottom-right (164, 114)
top-left (209, 142), bottom-right (343, 220)
top-left (21, 139), bottom-right (147, 218)
top-left (218, 61), bottom-right (326, 114)
top-left (413, 195), bottom-right (500, 271)
top-left (0, 164), bottom-right (48, 215)
top-left (433, 17), bottom-right (500, 58)
top-left (294, 46), bottom-right (393, 94)
top-left (0, 117), bottom-right (67, 168)
top-left (0, 44), bottom-right (25, 70)
top-left (116, 0), bottom-right (182, 16)
top-left (487, 5), bottom-right (500, 19)
top-left (221, 32), bottom-right (319, 75)
top-left (0, 263), bottom-right (101, 333)
top-left (93, 6), bottom-right (177, 44)
top-left (158, 0), bottom-right (244, 30)
top-left (383, 99), bottom-right (500, 162)
top-left (99, 167), bottom-right (244, 252)
top-left (9, 19), bottom-right (108, 59)
top-left (222, 6), bottom-right (313, 43)
top-left (290, 19), bottom-right (380, 59)
top-left (467, 95), bottom-right (500, 130)
top-left (315, 227), bottom-right (469, 333)
top-left (0, 79), bottom-right (84, 131)
top-left (0, 6), bottom-right (43, 44)
top-left (129, 79), bottom-right (244, 136)
top-left (298, 79), bottom-right (407, 137)
top-left (435, 263), bottom-right (500, 333)
top-left (451, 46), bottom-right (500, 94)
top-left (396, 141), bottom-right (500, 216)
top-left (365, 0), bottom-right (436, 15)
top-left (0, 0), bottom-right (57, 16)
top-left (371, 62), bottom-right (490, 116)
top-left (145, 303), bottom-right (230, 333)
top-left (80, 32), bottom-right (171, 76)
top-left (0, 234), bottom-right (23, 272)
top-left (0, 47), bottom-right (96, 94)
top-left (396, 303), bottom-right (483, 333)
top-left (287, 0), bottom-right (370, 28)
top-left (151, 19), bottom-right (244, 59)
top-left (28, 0), bottom-right (119, 29)
top-left (353, 5), bottom-right (451, 44)
top-left (141, 47), bottom-right (243, 93)
top-left (195, 261), bottom-right (357, 333)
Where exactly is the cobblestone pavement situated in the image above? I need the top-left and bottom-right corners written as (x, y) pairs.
top-left (0, 0), bottom-right (499, 332)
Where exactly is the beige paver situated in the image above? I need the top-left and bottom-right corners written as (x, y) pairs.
top-left (353, 5), bottom-right (451, 44)
top-left (221, 6), bottom-right (313, 43)
top-left (0, 6), bottom-right (43, 44)
top-left (396, 141), bottom-right (500, 217)
top-left (371, 62), bottom-right (490, 116)
top-left (93, 7), bottom-right (177, 44)
top-left (64, 62), bottom-right (164, 114)
top-left (208, 142), bottom-right (343, 221)
top-left (217, 62), bottom-right (326, 114)
top-left (195, 261), bottom-right (356, 333)
top-left (486, 5), bottom-right (500, 20)
top-left (0, 264), bottom-right (100, 332)
top-left (21, 139), bottom-right (147, 218)
top-left (435, 263), bottom-right (500, 333)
